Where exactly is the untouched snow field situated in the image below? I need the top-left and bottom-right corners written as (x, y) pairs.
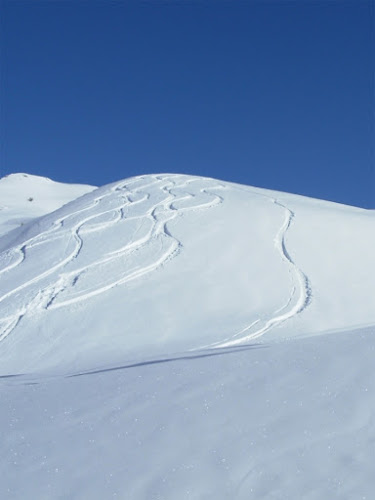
top-left (0, 173), bottom-right (95, 237)
top-left (0, 173), bottom-right (374, 499)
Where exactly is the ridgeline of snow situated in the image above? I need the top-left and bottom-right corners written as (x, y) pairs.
top-left (0, 173), bottom-right (374, 499)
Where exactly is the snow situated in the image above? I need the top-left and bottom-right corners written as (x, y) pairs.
top-left (0, 173), bottom-right (95, 237)
top-left (0, 173), bottom-right (374, 499)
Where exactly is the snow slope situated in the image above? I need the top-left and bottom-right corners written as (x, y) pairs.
top-left (0, 173), bottom-right (374, 499)
top-left (0, 173), bottom-right (95, 237)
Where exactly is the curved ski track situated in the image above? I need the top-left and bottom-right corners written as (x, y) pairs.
top-left (0, 175), bottom-right (312, 349)
top-left (0, 175), bottom-right (224, 342)
top-left (205, 191), bottom-right (312, 349)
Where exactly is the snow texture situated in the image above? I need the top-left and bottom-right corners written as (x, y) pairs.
top-left (0, 173), bottom-right (374, 499)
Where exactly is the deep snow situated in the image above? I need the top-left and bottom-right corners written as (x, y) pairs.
top-left (0, 173), bottom-right (374, 499)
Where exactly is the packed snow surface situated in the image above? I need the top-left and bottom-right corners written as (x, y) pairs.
top-left (0, 173), bottom-right (374, 499)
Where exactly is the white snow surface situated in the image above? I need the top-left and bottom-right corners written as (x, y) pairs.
top-left (0, 173), bottom-right (95, 237)
top-left (0, 173), bottom-right (374, 499)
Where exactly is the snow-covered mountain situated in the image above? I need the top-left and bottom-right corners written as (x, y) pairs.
top-left (0, 173), bottom-right (95, 237)
top-left (0, 173), bottom-right (374, 499)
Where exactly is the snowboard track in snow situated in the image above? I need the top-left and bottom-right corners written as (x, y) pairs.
top-left (0, 174), bottom-right (312, 350)
top-left (205, 190), bottom-right (313, 349)
top-left (0, 174), bottom-right (224, 342)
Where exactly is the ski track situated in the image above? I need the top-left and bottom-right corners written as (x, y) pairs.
top-left (0, 174), bottom-right (311, 348)
top-left (0, 174), bottom-right (224, 341)
top-left (207, 192), bottom-right (312, 349)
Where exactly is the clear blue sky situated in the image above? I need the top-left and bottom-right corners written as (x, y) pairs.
top-left (1, 1), bottom-right (374, 208)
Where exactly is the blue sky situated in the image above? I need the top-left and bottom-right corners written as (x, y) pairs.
top-left (1, 1), bottom-right (374, 208)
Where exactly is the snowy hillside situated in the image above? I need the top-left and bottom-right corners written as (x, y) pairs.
top-left (0, 173), bottom-right (374, 499)
top-left (0, 173), bottom-right (95, 237)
